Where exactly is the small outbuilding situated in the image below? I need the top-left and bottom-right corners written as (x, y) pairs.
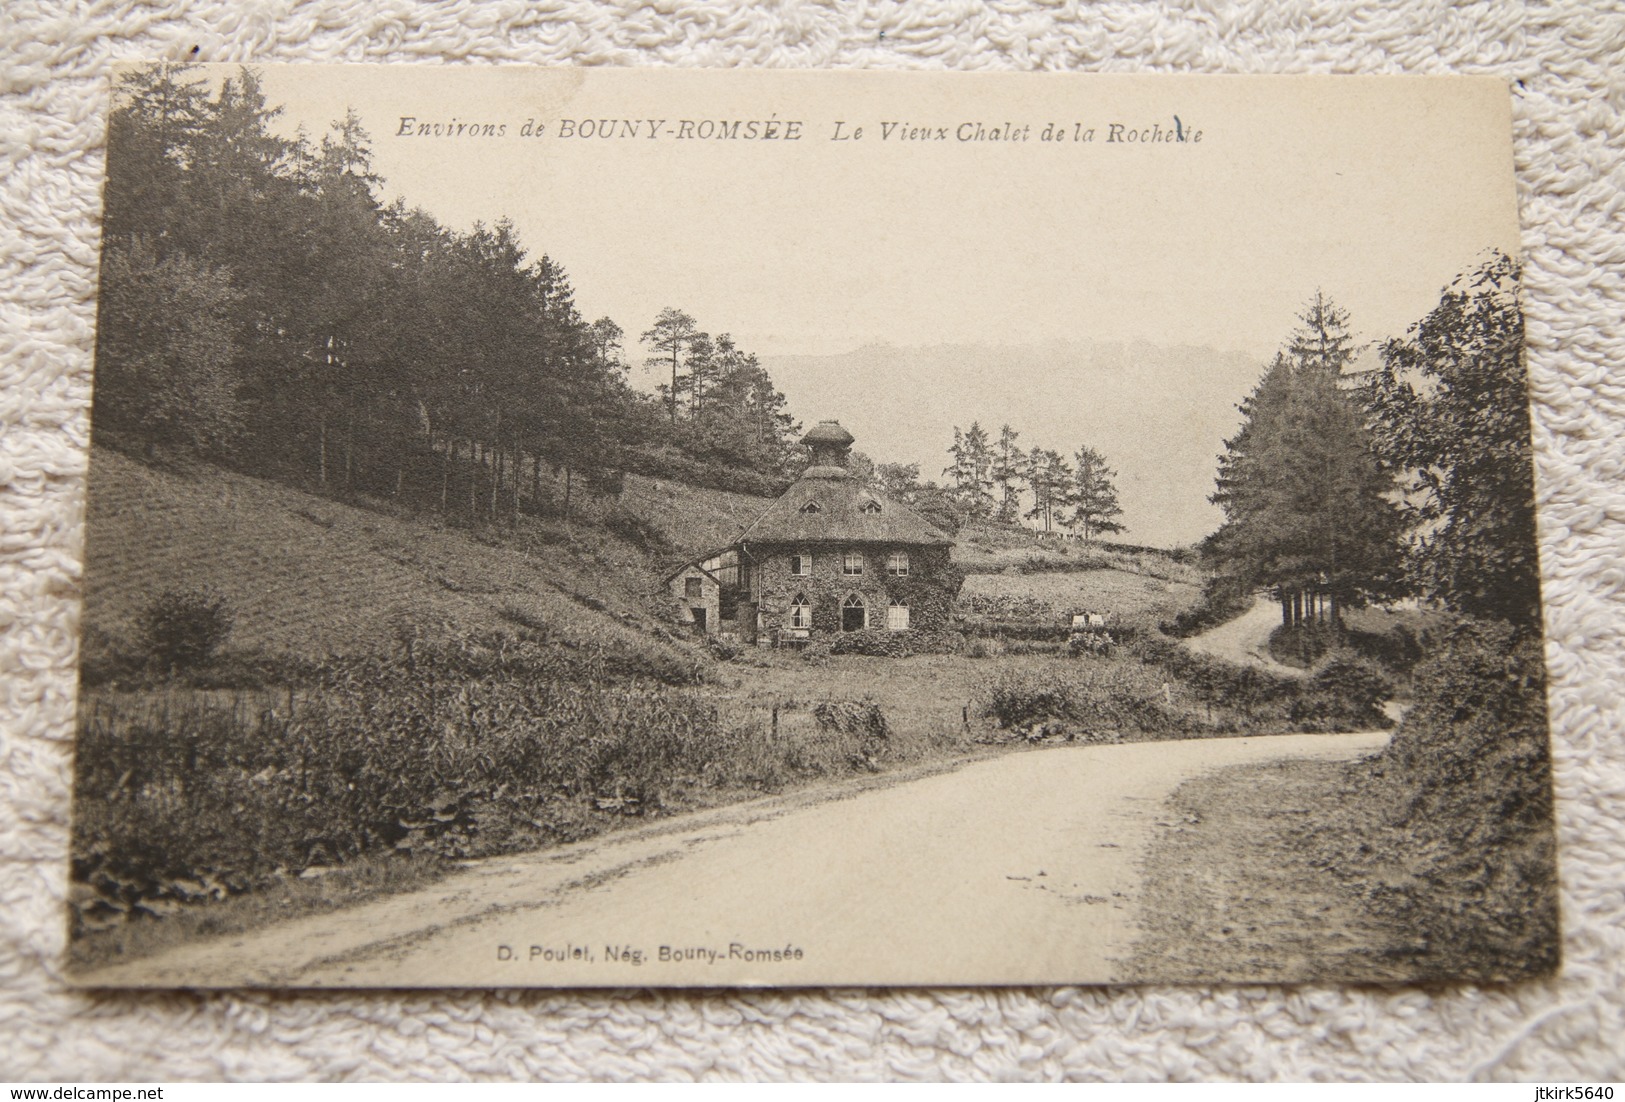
top-left (664, 548), bottom-right (742, 637)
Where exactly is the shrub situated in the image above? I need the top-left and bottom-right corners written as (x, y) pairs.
top-left (1004, 638), bottom-right (1066, 657)
top-left (1273, 616), bottom-right (1430, 676)
top-left (1350, 622), bottom-right (1428, 672)
top-left (829, 630), bottom-right (909, 658)
top-left (1308, 652), bottom-right (1392, 717)
top-left (69, 637), bottom-right (975, 932)
top-left (812, 700), bottom-right (889, 741)
top-left (71, 636), bottom-right (725, 923)
top-left (982, 670), bottom-right (1077, 729)
top-left (1068, 631), bottom-right (1116, 658)
top-left (966, 637), bottom-right (1006, 659)
top-left (139, 588), bottom-right (235, 671)
top-left (1160, 577), bottom-right (1252, 638)
top-left (1133, 635), bottom-right (1298, 715)
top-left (1368, 619), bottom-right (1557, 974)
top-left (706, 636), bottom-right (743, 661)
top-left (979, 665), bottom-right (1184, 736)
top-left (965, 620), bottom-right (1073, 643)
top-left (799, 641), bottom-right (832, 664)
top-left (827, 629), bottom-right (964, 658)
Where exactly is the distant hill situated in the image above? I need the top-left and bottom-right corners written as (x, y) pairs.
top-left (80, 448), bottom-right (774, 663)
top-left (762, 339), bottom-right (1266, 549)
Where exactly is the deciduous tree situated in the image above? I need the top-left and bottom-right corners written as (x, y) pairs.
top-left (94, 239), bottom-right (242, 456)
top-left (1368, 251), bottom-right (1538, 627)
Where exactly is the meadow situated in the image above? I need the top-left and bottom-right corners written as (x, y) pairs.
top-left (960, 569), bottom-right (1198, 622)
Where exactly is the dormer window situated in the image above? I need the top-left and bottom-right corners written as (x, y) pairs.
top-left (861, 500), bottom-right (882, 515)
top-left (799, 501), bottom-right (822, 514)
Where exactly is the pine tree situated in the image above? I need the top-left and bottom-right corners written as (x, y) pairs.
top-left (991, 424), bottom-right (1026, 524)
top-left (681, 331), bottom-right (717, 420)
top-left (1288, 290), bottom-right (1358, 377)
top-left (945, 422), bottom-right (995, 518)
top-left (641, 308), bottom-right (700, 424)
top-left (1070, 446), bottom-right (1126, 543)
top-left (1206, 296), bottom-right (1403, 627)
top-left (1025, 447), bottom-right (1073, 533)
top-left (93, 62), bottom-right (800, 524)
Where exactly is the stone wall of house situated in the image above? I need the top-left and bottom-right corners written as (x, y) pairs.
top-left (748, 544), bottom-right (959, 642)
top-left (669, 566), bottom-right (721, 635)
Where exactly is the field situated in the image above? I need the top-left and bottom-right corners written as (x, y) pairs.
top-left (952, 521), bottom-right (1201, 581)
top-left (960, 569), bottom-right (1198, 623)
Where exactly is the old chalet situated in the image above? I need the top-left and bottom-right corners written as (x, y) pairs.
top-left (665, 420), bottom-right (957, 644)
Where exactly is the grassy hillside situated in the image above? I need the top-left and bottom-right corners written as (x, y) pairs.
top-left (80, 447), bottom-right (738, 667)
top-left (608, 472), bottom-right (773, 560)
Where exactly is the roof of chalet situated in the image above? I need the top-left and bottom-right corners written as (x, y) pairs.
top-left (735, 469), bottom-right (953, 548)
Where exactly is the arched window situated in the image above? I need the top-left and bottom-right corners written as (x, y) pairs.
top-left (841, 593), bottom-right (867, 632)
top-left (789, 594), bottom-right (812, 630)
top-left (886, 599), bottom-right (910, 631)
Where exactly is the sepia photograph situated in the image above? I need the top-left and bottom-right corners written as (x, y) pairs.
top-left (66, 65), bottom-right (1557, 988)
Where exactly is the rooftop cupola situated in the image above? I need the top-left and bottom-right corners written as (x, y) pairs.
top-left (802, 420), bottom-right (856, 478)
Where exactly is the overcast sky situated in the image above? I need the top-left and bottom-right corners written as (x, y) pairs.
top-left (226, 66), bottom-right (1520, 544)
top-left (251, 68), bottom-right (1519, 355)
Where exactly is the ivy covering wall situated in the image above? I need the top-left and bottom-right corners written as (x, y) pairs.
top-left (752, 544), bottom-right (962, 639)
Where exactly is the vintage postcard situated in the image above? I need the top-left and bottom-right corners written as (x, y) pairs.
top-left (69, 66), bottom-right (1556, 988)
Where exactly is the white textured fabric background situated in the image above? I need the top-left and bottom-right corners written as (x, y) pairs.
top-left (2, 0), bottom-right (1623, 1082)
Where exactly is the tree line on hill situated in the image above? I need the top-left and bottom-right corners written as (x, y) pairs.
top-left (93, 62), bottom-right (803, 523)
top-left (850, 425), bottom-right (1126, 542)
top-left (1205, 254), bottom-right (1539, 635)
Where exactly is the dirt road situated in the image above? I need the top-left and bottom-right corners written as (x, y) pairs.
top-left (1182, 594), bottom-right (1304, 677)
top-left (78, 732), bottom-right (1387, 989)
